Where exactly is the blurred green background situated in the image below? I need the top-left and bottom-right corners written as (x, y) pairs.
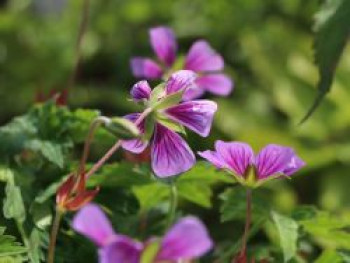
top-left (1, 0), bottom-right (350, 260)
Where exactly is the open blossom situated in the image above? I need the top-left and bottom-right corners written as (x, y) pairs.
top-left (123, 70), bottom-right (217, 178)
top-left (72, 204), bottom-right (213, 263)
top-left (130, 26), bottom-right (233, 100)
top-left (199, 141), bottom-right (305, 187)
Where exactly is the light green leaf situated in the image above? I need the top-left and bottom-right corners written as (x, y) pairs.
top-left (25, 139), bottom-right (64, 168)
top-left (177, 182), bottom-right (212, 208)
top-left (301, 0), bottom-right (350, 122)
top-left (132, 183), bottom-right (169, 211)
top-left (3, 183), bottom-right (26, 223)
top-left (0, 227), bottom-right (27, 259)
top-left (299, 212), bottom-right (350, 249)
top-left (271, 211), bottom-right (299, 262)
top-left (315, 250), bottom-right (343, 263)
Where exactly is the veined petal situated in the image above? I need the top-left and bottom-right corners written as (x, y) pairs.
top-left (151, 124), bottom-right (195, 177)
top-left (121, 113), bottom-right (148, 154)
top-left (282, 154), bottom-right (305, 176)
top-left (196, 74), bottom-right (233, 96)
top-left (255, 144), bottom-right (295, 179)
top-left (164, 100), bottom-right (217, 137)
top-left (198, 150), bottom-right (226, 169)
top-left (165, 70), bottom-right (196, 95)
top-left (215, 141), bottom-right (254, 176)
top-left (130, 58), bottom-right (163, 79)
top-left (72, 204), bottom-right (116, 247)
top-left (130, 81), bottom-right (151, 102)
top-left (99, 238), bottom-right (142, 263)
top-left (182, 85), bottom-right (205, 101)
top-left (185, 40), bottom-right (224, 72)
top-left (149, 26), bottom-right (177, 66)
top-left (156, 216), bottom-right (213, 261)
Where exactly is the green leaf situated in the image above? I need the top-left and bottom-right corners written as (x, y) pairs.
top-left (104, 117), bottom-right (140, 139)
top-left (30, 203), bottom-right (52, 230)
top-left (3, 183), bottom-right (26, 223)
top-left (315, 250), bottom-right (343, 263)
top-left (24, 139), bottom-right (64, 168)
top-left (149, 84), bottom-right (165, 106)
top-left (0, 227), bottom-right (27, 258)
top-left (299, 211), bottom-right (350, 249)
top-left (132, 183), bottom-right (169, 211)
top-left (87, 162), bottom-right (153, 188)
top-left (301, 0), bottom-right (350, 123)
top-left (176, 161), bottom-right (233, 208)
top-left (271, 211), bottom-right (299, 262)
top-left (177, 182), bottom-right (212, 208)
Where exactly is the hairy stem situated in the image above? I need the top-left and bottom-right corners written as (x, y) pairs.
top-left (84, 107), bottom-right (152, 179)
top-left (47, 209), bottom-right (63, 263)
top-left (166, 183), bottom-right (178, 230)
top-left (78, 116), bottom-right (110, 175)
top-left (240, 189), bottom-right (252, 257)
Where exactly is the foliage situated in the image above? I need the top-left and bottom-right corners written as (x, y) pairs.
top-left (1, 0), bottom-right (350, 262)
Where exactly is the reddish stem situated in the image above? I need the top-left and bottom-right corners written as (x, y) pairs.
top-left (240, 189), bottom-right (252, 258)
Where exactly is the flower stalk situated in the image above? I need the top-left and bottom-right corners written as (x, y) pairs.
top-left (47, 209), bottom-right (64, 263)
top-left (166, 182), bottom-right (178, 230)
top-left (240, 189), bottom-right (252, 259)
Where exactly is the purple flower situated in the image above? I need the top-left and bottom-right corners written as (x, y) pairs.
top-left (72, 204), bottom-right (213, 263)
top-left (198, 141), bottom-right (305, 187)
top-left (122, 70), bottom-right (217, 178)
top-left (130, 26), bottom-right (233, 100)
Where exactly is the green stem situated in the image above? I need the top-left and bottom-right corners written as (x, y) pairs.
top-left (240, 189), bottom-right (252, 257)
top-left (47, 209), bottom-right (63, 263)
top-left (166, 183), bottom-right (178, 230)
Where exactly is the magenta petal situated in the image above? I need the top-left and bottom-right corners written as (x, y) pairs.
top-left (72, 204), bottom-right (116, 247)
top-left (149, 26), bottom-right (177, 66)
top-left (198, 150), bottom-right (226, 169)
top-left (121, 113), bottom-right (148, 154)
top-left (151, 124), bottom-right (195, 177)
top-left (164, 100), bottom-right (217, 137)
top-left (156, 216), bottom-right (213, 261)
top-left (255, 144), bottom-right (295, 179)
top-left (182, 85), bottom-right (205, 100)
top-left (215, 141), bottom-right (254, 176)
top-left (130, 57), bottom-right (163, 79)
top-left (99, 238), bottom-right (142, 263)
top-left (130, 80), bottom-right (151, 102)
top-left (196, 74), bottom-right (233, 96)
top-left (165, 70), bottom-right (196, 95)
top-left (185, 40), bottom-right (224, 72)
top-left (282, 154), bottom-right (305, 176)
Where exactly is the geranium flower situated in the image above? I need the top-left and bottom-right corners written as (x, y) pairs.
top-left (72, 204), bottom-right (213, 263)
top-left (198, 141), bottom-right (305, 187)
top-left (123, 70), bottom-right (217, 178)
top-left (131, 26), bottom-right (233, 100)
